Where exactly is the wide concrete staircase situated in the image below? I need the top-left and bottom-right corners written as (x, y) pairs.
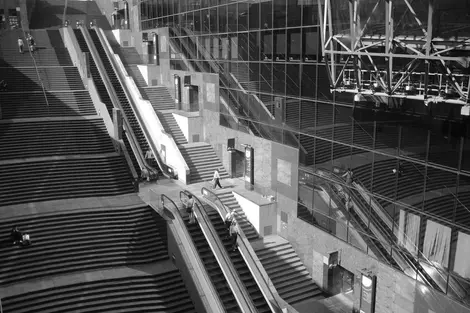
top-left (0, 119), bottom-right (115, 160)
top-left (0, 91), bottom-right (96, 118)
top-left (1, 270), bottom-right (197, 313)
top-left (217, 191), bottom-right (259, 241)
top-left (180, 143), bottom-right (230, 183)
top-left (206, 208), bottom-right (271, 312)
top-left (158, 112), bottom-right (188, 145)
top-left (0, 205), bottom-right (167, 285)
top-left (254, 239), bottom-right (325, 306)
top-left (0, 29), bottom-right (135, 206)
top-left (0, 67), bottom-right (85, 92)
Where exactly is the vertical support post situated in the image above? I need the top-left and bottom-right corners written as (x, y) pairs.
top-left (113, 108), bottom-right (123, 140)
top-left (326, 0), bottom-right (336, 85)
top-left (385, 0), bottom-right (393, 94)
top-left (424, 0), bottom-right (434, 99)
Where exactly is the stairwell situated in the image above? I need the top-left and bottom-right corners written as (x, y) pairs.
top-left (216, 191), bottom-right (259, 241)
top-left (180, 143), bottom-right (230, 184)
top-left (158, 112), bottom-right (188, 146)
top-left (254, 238), bottom-right (325, 306)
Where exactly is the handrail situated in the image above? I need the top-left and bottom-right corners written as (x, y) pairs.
top-left (317, 168), bottom-right (456, 294)
top-left (94, 26), bottom-right (176, 179)
top-left (79, 26), bottom-right (149, 174)
top-left (201, 187), bottom-right (291, 313)
top-left (179, 190), bottom-right (258, 313)
top-left (156, 194), bottom-right (225, 313)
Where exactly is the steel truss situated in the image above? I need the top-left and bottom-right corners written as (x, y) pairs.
top-left (318, 0), bottom-right (470, 107)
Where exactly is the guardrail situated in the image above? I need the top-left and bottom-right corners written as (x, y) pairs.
top-left (180, 190), bottom-right (258, 313)
top-left (200, 187), bottom-right (300, 313)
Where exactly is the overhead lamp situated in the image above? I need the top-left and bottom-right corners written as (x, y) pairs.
top-left (354, 93), bottom-right (363, 102)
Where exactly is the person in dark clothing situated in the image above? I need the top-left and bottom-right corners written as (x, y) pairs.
top-left (186, 195), bottom-right (196, 224)
top-left (224, 211), bottom-right (236, 238)
top-left (229, 221), bottom-right (239, 252)
top-left (0, 79), bottom-right (7, 91)
top-left (342, 168), bottom-right (353, 186)
top-left (10, 226), bottom-right (23, 245)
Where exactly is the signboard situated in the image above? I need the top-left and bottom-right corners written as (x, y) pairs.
top-left (244, 146), bottom-right (254, 190)
top-left (360, 274), bottom-right (377, 313)
top-left (174, 75), bottom-right (181, 105)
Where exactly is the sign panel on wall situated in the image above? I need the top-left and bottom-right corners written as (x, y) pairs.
top-left (244, 146), bottom-right (254, 190)
top-left (359, 274), bottom-right (377, 313)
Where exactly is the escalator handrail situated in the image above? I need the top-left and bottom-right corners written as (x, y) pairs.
top-left (201, 187), bottom-right (292, 313)
top-left (92, 26), bottom-right (172, 179)
top-left (318, 168), bottom-right (445, 292)
top-left (179, 190), bottom-right (258, 313)
top-left (157, 194), bottom-right (226, 313)
top-left (78, 26), bottom-right (149, 175)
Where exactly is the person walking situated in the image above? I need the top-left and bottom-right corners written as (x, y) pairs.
top-left (212, 169), bottom-right (223, 189)
top-left (342, 168), bottom-right (353, 186)
top-left (18, 37), bottom-right (24, 54)
top-left (145, 149), bottom-right (154, 160)
top-left (27, 33), bottom-right (35, 52)
top-left (229, 221), bottom-right (239, 252)
top-left (186, 195), bottom-right (196, 224)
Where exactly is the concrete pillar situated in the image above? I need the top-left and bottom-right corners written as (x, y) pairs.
top-left (113, 108), bottom-right (123, 140)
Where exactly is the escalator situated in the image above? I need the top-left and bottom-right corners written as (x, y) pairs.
top-left (182, 213), bottom-right (242, 312)
top-left (347, 180), bottom-right (443, 292)
top-left (74, 29), bottom-right (141, 176)
top-left (205, 208), bottom-right (271, 312)
top-left (88, 29), bottom-right (162, 177)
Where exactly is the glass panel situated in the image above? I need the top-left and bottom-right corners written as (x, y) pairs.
top-left (428, 119), bottom-right (460, 170)
top-left (303, 3), bottom-right (319, 26)
top-left (301, 63), bottom-right (316, 99)
top-left (373, 109), bottom-right (400, 155)
top-left (285, 64), bottom-right (300, 97)
top-left (288, 29), bottom-right (301, 61)
top-left (227, 3), bottom-right (237, 32)
top-left (238, 2), bottom-right (248, 31)
top-left (299, 100), bottom-right (316, 131)
top-left (261, 30), bottom-right (273, 60)
top-left (238, 32), bottom-right (248, 62)
top-left (304, 27), bottom-right (320, 62)
top-left (422, 219), bottom-right (452, 270)
top-left (317, 65), bottom-right (332, 101)
top-left (218, 5), bottom-right (227, 33)
top-left (400, 117), bottom-right (429, 162)
top-left (455, 175), bottom-right (470, 230)
top-left (423, 168), bottom-right (457, 224)
top-left (272, 63), bottom-right (285, 96)
top-left (200, 9), bottom-right (210, 34)
top-left (287, 2), bottom-right (302, 27)
top-left (272, 0), bottom-right (286, 28)
top-left (274, 30), bottom-right (286, 61)
top-left (249, 32), bottom-right (259, 61)
top-left (314, 137), bottom-right (332, 167)
top-left (259, 62), bottom-right (272, 94)
top-left (249, 2), bottom-right (260, 30)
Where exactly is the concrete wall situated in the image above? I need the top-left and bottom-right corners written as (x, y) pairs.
top-left (285, 216), bottom-right (470, 313)
top-left (173, 112), bottom-right (202, 143)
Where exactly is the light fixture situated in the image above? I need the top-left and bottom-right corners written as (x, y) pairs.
top-left (354, 93), bottom-right (363, 102)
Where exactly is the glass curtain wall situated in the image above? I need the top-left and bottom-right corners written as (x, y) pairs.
top-left (141, 0), bottom-right (470, 307)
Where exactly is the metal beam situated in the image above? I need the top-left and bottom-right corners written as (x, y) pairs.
top-left (323, 49), bottom-right (466, 62)
top-left (423, 0), bottom-right (434, 99)
top-left (385, 0), bottom-right (393, 94)
top-left (326, 0), bottom-right (336, 84)
top-left (403, 0), bottom-right (428, 37)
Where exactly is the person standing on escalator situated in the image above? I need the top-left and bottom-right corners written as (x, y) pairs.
top-left (229, 221), bottom-right (239, 252)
